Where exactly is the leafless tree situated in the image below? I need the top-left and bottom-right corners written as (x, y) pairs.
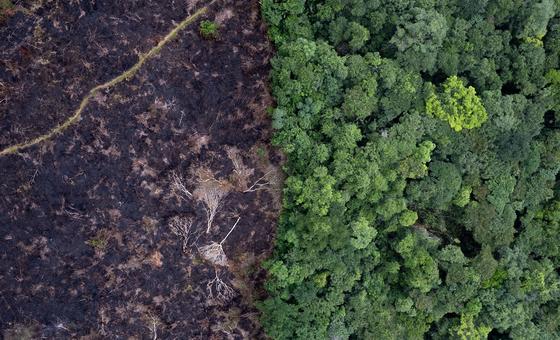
top-left (244, 170), bottom-right (274, 193)
top-left (194, 181), bottom-right (229, 233)
top-left (148, 315), bottom-right (159, 340)
top-left (207, 269), bottom-right (236, 304)
top-left (170, 171), bottom-right (192, 200)
top-left (169, 216), bottom-right (198, 253)
top-left (64, 205), bottom-right (87, 220)
top-left (199, 217), bottom-right (240, 267)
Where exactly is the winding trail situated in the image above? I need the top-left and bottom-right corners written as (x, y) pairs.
top-left (0, 2), bottom-right (213, 157)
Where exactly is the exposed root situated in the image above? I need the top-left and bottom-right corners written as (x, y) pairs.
top-left (0, 2), bottom-right (214, 157)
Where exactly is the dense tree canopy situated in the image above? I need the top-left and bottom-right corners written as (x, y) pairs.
top-left (260, 0), bottom-right (560, 339)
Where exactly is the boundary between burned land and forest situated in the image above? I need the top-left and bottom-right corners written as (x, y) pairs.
top-left (0, 0), bottom-right (216, 157)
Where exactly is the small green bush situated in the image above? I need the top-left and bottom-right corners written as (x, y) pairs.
top-left (199, 20), bottom-right (219, 39)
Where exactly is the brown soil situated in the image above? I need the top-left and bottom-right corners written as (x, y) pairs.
top-left (0, 1), bottom-right (279, 338)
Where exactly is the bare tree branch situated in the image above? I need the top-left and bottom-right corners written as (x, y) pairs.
top-left (171, 171), bottom-right (192, 200)
top-left (207, 269), bottom-right (236, 304)
top-left (199, 217), bottom-right (240, 267)
top-left (244, 170), bottom-right (273, 193)
top-left (169, 216), bottom-right (198, 253)
top-left (194, 181), bottom-right (229, 233)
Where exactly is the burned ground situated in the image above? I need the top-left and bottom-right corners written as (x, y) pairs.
top-left (0, 0), bottom-right (279, 338)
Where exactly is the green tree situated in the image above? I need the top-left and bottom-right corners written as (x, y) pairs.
top-left (426, 76), bottom-right (488, 132)
top-left (390, 8), bottom-right (449, 72)
top-left (519, 0), bottom-right (556, 43)
top-left (260, 1), bottom-right (560, 339)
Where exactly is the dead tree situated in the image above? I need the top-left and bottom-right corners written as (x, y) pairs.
top-left (199, 217), bottom-right (240, 267)
top-left (226, 146), bottom-right (253, 190)
top-left (244, 170), bottom-right (273, 193)
top-left (169, 216), bottom-right (197, 253)
top-left (171, 171), bottom-right (192, 200)
top-left (194, 181), bottom-right (229, 233)
top-left (207, 268), bottom-right (236, 304)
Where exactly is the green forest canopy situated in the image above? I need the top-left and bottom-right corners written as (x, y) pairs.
top-left (258, 0), bottom-right (560, 339)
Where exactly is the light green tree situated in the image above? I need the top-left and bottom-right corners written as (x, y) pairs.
top-left (426, 76), bottom-right (488, 132)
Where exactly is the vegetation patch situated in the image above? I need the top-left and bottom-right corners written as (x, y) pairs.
top-left (259, 0), bottom-right (560, 339)
top-left (199, 20), bottom-right (220, 39)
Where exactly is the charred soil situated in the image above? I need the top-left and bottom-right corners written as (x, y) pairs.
top-left (0, 0), bottom-right (279, 338)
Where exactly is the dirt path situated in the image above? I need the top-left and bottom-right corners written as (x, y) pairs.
top-left (0, 1), bottom-right (279, 338)
top-left (0, 2), bottom-right (211, 156)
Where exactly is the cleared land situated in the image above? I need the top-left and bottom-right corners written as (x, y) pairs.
top-left (0, 1), bottom-right (279, 338)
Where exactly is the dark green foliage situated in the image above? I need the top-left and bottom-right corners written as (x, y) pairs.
top-left (260, 0), bottom-right (560, 339)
